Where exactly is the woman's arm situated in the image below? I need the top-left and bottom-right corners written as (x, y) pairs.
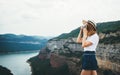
top-left (82, 28), bottom-right (92, 48)
top-left (76, 28), bottom-right (83, 43)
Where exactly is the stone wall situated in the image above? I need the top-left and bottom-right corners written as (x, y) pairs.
top-left (47, 38), bottom-right (83, 53)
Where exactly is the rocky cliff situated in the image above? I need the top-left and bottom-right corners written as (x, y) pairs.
top-left (48, 30), bottom-right (120, 72)
top-left (0, 65), bottom-right (13, 75)
top-left (27, 21), bottom-right (120, 75)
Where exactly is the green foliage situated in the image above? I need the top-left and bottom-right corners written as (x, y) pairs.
top-left (53, 20), bottom-right (120, 44)
top-left (97, 21), bottom-right (120, 33)
top-left (54, 20), bottom-right (120, 39)
top-left (53, 27), bottom-right (80, 39)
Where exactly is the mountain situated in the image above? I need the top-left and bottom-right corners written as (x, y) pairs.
top-left (27, 20), bottom-right (120, 75)
top-left (53, 20), bottom-right (120, 42)
top-left (0, 34), bottom-right (50, 53)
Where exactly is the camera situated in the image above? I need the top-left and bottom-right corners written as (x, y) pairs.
top-left (81, 25), bottom-right (87, 29)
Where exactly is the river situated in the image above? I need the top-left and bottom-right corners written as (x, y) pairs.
top-left (0, 51), bottom-right (39, 75)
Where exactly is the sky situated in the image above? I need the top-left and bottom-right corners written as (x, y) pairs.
top-left (0, 0), bottom-right (120, 37)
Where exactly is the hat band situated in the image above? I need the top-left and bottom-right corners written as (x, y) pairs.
top-left (88, 20), bottom-right (96, 29)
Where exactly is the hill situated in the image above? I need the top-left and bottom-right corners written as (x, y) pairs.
top-left (0, 34), bottom-right (49, 53)
top-left (53, 20), bottom-right (120, 44)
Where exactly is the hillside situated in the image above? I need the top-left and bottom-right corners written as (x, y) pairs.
top-left (0, 34), bottom-right (49, 53)
top-left (27, 20), bottom-right (120, 75)
top-left (53, 20), bottom-right (120, 44)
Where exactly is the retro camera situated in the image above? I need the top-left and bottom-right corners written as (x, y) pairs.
top-left (81, 25), bottom-right (87, 29)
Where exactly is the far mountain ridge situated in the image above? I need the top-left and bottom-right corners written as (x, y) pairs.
top-left (0, 34), bottom-right (50, 53)
top-left (0, 34), bottom-right (50, 41)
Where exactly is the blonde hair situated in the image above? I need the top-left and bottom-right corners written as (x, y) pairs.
top-left (86, 22), bottom-right (97, 36)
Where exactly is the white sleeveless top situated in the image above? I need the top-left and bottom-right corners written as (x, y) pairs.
top-left (84, 33), bottom-right (99, 51)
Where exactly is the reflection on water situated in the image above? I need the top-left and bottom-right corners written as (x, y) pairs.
top-left (0, 51), bottom-right (39, 75)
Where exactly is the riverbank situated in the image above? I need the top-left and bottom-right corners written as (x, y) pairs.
top-left (0, 50), bottom-right (40, 55)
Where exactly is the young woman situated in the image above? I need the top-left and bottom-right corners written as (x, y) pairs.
top-left (76, 20), bottom-right (99, 75)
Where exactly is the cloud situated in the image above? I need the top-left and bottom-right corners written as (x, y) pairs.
top-left (0, 0), bottom-right (120, 36)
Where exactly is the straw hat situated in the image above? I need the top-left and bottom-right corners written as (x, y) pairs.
top-left (88, 20), bottom-right (96, 27)
top-left (82, 20), bottom-right (96, 29)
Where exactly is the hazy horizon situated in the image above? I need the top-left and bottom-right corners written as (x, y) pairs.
top-left (0, 0), bottom-right (120, 36)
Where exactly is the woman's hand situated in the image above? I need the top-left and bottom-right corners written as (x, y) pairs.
top-left (82, 28), bottom-right (92, 48)
top-left (76, 26), bottom-right (83, 43)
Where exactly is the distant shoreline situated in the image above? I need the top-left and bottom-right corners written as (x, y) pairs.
top-left (0, 50), bottom-right (40, 54)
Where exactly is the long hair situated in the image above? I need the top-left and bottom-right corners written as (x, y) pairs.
top-left (86, 22), bottom-right (97, 36)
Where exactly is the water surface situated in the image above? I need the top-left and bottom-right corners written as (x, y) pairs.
top-left (0, 51), bottom-right (39, 75)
